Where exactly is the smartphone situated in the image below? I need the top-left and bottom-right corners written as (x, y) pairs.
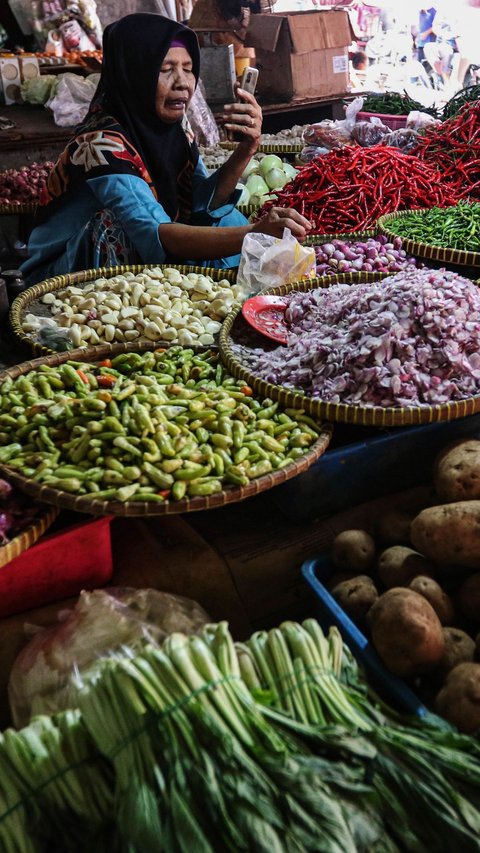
top-left (239, 66), bottom-right (259, 98)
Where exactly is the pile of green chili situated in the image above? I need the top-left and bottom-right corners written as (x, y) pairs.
top-left (383, 201), bottom-right (480, 252)
top-left (361, 91), bottom-right (439, 118)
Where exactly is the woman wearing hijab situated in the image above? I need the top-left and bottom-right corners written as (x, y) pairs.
top-left (22, 13), bottom-right (310, 285)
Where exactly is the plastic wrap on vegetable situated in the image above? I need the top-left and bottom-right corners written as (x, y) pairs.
top-left (302, 96), bottom-right (364, 150)
top-left (299, 145), bottom-right (330, 163)
top-left (407, 110), bottom-right (441, 132)
top-left (20, 75), bottom-right (59, 105)
top-left (384, 128), bottom-right (420, 154)
top-left (186, 79), bottom-right (219, 148)
top-left (8, 587), bottom-right (210, 727)
top-left (351, 118), bottom-right (390, 147)
top-left (237, 227), bottom-right (316, 297)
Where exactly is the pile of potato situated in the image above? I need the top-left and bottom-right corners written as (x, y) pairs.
top-left (328, 438), bottom-right (480, 734)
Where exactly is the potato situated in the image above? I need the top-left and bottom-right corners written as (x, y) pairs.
top-left (439, 628), bottom-right (476, 675)
top-left (377, 546), bottom-right (435, 589)
top-left (325, 571), bottom-right (357, 591)
top-left (367, 588), bottom-right (445, 677)
top-left (409, 576), bottom-right (455, 625)
top-left (330, 575), bottom-right (378, 624)
top-left (456, 573), bottom-right (480, 623)
top-left (332, 529), bottom-right (375, 572)
top-left (476, 632), bottom-right (480, 660)
top-left (410, 501), bottom-right (480, 568)
top-left (376, 509), bottom-right (413, 545)
top-left (434, 439), bottom-right (480, 502)
top-left (435, 662), bottom-right (480, 733)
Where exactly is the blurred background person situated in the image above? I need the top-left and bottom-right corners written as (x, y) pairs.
top-left (413, 6), bottom-right (436, 61)
top-left (422, 4), bottom-right (458, 87)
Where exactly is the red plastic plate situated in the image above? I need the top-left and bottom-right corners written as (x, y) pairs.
top-left (241, 294), bottom-right (289, 344)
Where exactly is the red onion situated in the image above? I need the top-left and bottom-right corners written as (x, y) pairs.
top-left (0, 161), bottom-right (54, 205)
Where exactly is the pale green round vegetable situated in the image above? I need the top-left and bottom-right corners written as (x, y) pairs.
top-left (282, 162), bottom-right (298, 180)
top-left (259, 154), bottom-right (283, 176)
top-left (236, 184), bottom-right (250, 205)
top-left (265, 168), bottom-right (289, 191)
top-left (245, 174), bottom-right (269, 196)
top-left (241, 159), bottom-right (260, 180)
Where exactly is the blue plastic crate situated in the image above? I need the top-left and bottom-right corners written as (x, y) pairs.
top-left (302, 554), bottom-right (429, 718)
top-left (274, 414), bottom-right (480, 522)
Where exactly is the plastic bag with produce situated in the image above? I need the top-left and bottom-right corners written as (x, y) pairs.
top-left (384, 128), bottom-right (420, 153)
top-left (351, 117), bottom-right (390, 147)
top-left (8, 586), bottom-right (210, 727)
top-left (302, 96), bottom-right (364, 150)
top-left (237, 227), bottom-right (315, 297)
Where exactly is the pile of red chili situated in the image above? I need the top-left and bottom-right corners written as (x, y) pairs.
top-left (415, 100), bottom-right (480, 199)
top-left (259, 145), bottom-right (459, 234)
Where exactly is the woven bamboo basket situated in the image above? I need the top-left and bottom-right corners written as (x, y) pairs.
top-left (10, 263), bottom-right (237, 357)
top-left (0, 505), bottom-right (58, 569)
top-left (220, 141), bottom-right (303, 154)
top-left (377, 210), bottom-right (480, 269)
top-left (0, 342), bottom-right (331, 517)
top-left (305, 230), bottom-right (378, 246)
top-left (219, 271), bottom-right (480, 427)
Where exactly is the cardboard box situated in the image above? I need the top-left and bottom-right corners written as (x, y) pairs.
top-left (245, 10), bottom-right (354, 101)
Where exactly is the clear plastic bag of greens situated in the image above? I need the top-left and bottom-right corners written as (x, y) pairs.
top-left (20, 74), bottom-right (59, 105)
top-left (236, 227), bottom-right (316, 298)
top-left (8, 587), bottom-right (210, 727)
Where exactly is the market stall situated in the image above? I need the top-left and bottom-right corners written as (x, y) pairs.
top-left (0, 5), bottom-right (480, 848)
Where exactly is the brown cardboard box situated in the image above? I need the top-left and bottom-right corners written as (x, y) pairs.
top-left (245, 9), bottom-right (354, 101)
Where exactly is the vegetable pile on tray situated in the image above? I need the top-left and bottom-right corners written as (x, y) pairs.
top-left (442, 84), bottom-right (480, 119)
top-left (258, 146), bottom-right (459, 234)
top-left (381, 201), bottom-right (480, 252)
top-left (2, 616), bottom-right (480, 851)
top-left (329, 436), bottom-right (480, 734)
top-left (0, 348), bottom-right (323, 503)
top-left (361, 91), bottom-right (440, 118)
top-left (23, 267), bottom-right (242, 351)
top-left (313, 234), bottom-right (420, 275)
top-left (0, 161), bottom-right (53, 206)
top-left (233, 268), bottom-right (480, 407)
top-left (416, 100), bottom-right (480, 199)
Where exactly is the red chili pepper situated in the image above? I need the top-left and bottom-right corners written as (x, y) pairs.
top-left (97, 374), bottom-right (117, 388)
top-left (98, 359), bottom-right (112, 368)
top-left (257, 144), bottom-right (459, 234)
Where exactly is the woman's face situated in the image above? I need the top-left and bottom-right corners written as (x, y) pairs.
top-left (155, 46), bottom-right (195, 123)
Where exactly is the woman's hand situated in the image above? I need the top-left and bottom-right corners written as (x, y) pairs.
top-left (222, 88), bottom-right (262, 156)
top-left (252, 207), bottom-right (312, 242)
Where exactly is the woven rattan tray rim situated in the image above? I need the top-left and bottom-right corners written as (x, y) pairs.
top-left (0, 342), bottom-right (331, 516)
top-left (10, 263), bottom-right (237, 357)
top-left (220, 141), bottom-right (302, 153)
top-left (377, 210), bottom-right (480, 268)
top-left (219, 271), bottom-right (480, 426)
top-left (0, 505), bottom-right (59, 569)
top-left (0, 202), bottom-right (37, 215)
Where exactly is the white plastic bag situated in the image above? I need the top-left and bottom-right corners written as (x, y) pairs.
top-left (46, 72), bottom-right (100, 127)
top-left (406, 110), bottom-right (441, 132)
top-left (236, 228), bottom-right (316, 298)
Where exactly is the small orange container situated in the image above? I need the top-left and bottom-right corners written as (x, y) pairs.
top-left (0, 515), bottom-right (114, 618)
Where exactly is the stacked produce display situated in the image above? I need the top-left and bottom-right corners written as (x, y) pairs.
top-left (3, 76), bottom-right (480, 853)
top-left (2, 614), bottom-right (480, 851)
